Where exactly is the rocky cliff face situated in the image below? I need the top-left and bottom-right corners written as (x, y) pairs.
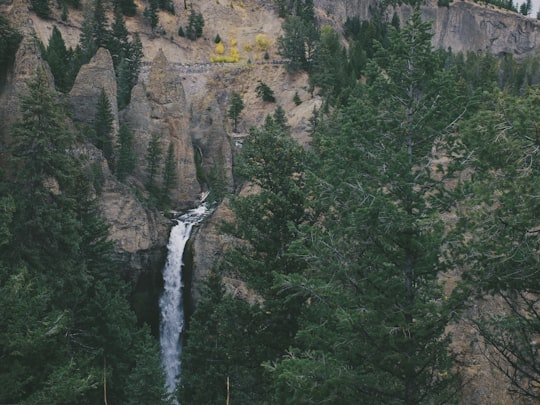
top-left (316, 0), bottom-right (540, 58)
top-left (69, 48), bottom-right (119, 134)
top-left (122, 49), bottom-right (201, 207)
top-left (422, 2), bottom-right (540, 57)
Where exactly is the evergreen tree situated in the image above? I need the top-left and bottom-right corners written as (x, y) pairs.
top-left (268, 11), bottom-right (464, 403)
top-left (116, 58), bottom-right (132, 110)
top-left (144, 0), bottom-right (159, 30)
top-left (255, 80), bottom-right (276, 102)
top-left (228, 91), bottom-right (244, 132)
top-left (94, 88), bottom-right (115, 164)
top-left (10, 69), bottom-right (74, 185)
top-left (161, 142), bottom-right (177, 207)
top-left (77, 2), bottom-right (98, 65)
top-left (92, 0), bottom-right (109, 49)
top-left (146, 133), bottom-right (162, 194)
top-left (460, 89), bottom-right (540, 401)
top-left (108, 6), bottom-right (130, 69)
top-left (186, 6), bottom-right (204, 40)
top-left (44, 26), bottom-right (72, 92)
top-left (115, 34), bottom-right (143, 109)
top-left (0, 14), bottom-right (22, 79)
top-left (114, 0), bottom-right (137, 16)
top-left (1, 70), bottom-right (169, 403)
top-left (309, 25), bottom-right (346, 97)
top-left (273, 104), bottom-right (288, 131)
top-left (30, 0), bottom-right (51, 18)
top-left (182, 119), bottom-right (310, 403)
top-left (116, 123), bottom-right (136, 181)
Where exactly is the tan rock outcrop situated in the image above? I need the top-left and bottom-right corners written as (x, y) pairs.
top-left (122, 49), bottom-right (200, 208)
top-left (69, 47), bottom-right (119, 133)
top-left (0, 35), bottom-right (53, 140)
top-left (316, 0), bottom-right (540, 58)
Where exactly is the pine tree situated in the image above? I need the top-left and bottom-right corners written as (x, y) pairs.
top-left (144, 0), bottom-right (159, 30)
top-left (269, 10), bottom-right (464, 404)
top-left (114, 0), bottom-right (136, 16)
top-left (31, 0), bottom-right (51, 18)
top-left (186, 6), bottom-right (204, 40)
top-left (146, 133), bottom-right (162, 194)
top-left (227, 91), bottom-right (244, 133)
top-left (273, 105), bottom-right (288, 132)
top-left (108, 6), bottom-right (130, 69)
top-left (255, 80), bottom-right (276, 102)
top-left (2, 69), bottom-right (168, 404)
top-left (161, 142), bottom-right (177, 207)
top-left (10, 69), bottom-right (74, 184)
top-left (116, 123), bottom-right (136, 181)
top-left (77, 2), bottom-right (98, 65)
top-left (277, 16), bottom-right (308, 72)
top-left (460, 89), bottom-right (540, 401)
top-left (44, 26), bottom-right (72, 92)
top-left (309, 25), bottom-right (346, 97)
top-left (93, 0), bottom-right (109, 49)
top-left (94, 88), bottom-right (115, 164)
top-left (0, 14), bottom-right (22, 78)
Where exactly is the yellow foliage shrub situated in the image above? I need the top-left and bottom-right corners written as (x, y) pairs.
top-left (256, 34), bottom-right (270, 51)
top-left (230, 38), bottom-right (237, 47)
top-left (244, 44), bottom-right (253, 52)
top-left (210, 47), bottom-right (240, 63)
top-left (215, 42), bottom-right (225, 55)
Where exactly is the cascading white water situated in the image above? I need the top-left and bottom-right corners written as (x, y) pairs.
top-left (160, 204), bottom-right (210, 395)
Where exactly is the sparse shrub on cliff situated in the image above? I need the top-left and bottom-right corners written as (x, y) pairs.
top-left (293, 91), bottom-right (302, 105)
top-left (215, 33), bottom-right (222, 43)
top-left (215, 41), bottom-right (225, 55)
top-left (255, 80), bottom-right (276, 102)
top-left (256, 33), bottom-right (270, 51)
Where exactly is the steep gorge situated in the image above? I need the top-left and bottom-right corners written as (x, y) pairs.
top-left (1, 0), bottom-right (540, 402)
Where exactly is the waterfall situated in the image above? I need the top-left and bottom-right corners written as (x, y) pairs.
top-left (160, 204), bottom-right (210, 395)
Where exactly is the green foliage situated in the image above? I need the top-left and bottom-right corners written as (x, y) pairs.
top-left (272, 105), bottom-right (288, 132)
top-left (10, 68), bottom-right (74, 184)
top-left (214, 33), bottom-right (221, 43)
top-left (43, 26), bottom-right (77, 92)
top-left (94, 88), bottom-right (115, 164)
top-left (161, 143), bottom-right (177, 207)
top-left (293, 91), bottom-right (301, 105)
top-left (266, 11), bottom-right (464, 404)
top-left (182, 120), bottom-right (310, 403)
top-left (255, 80), bottom-right (276, 102)
top-left (31, 0), bottom-right (51, 18)
top-left (116, 123), bottom-right (136, 182)
top-left (277, 15), bottom-right (318, 72)
top-left (178, 26), bottom-right (185, 37)
top-left (0, 14), bottom-right (22, 79)
top-left (227, 91), bottom-right (244, 132)
top-left (309, 25), bottom-right (348, 97)
top-left (181, 272), bottom-right (270, 404)
top-left (158, 0), bottom-right (174, 13)
top-left (1, 69), bottom-right (168, 404)
top-left (146, 133), bottom-right (163, 195)
top-left (115, 33), bottom-right (143, 109)
top-left (144, 0), bottom-right (159, 30)
top-left (460, 89), bottom-right (540, 400)
top-left (108, 6), bottom-right (130, 68)
top-left (114, 0), bottom-right (137, 16)
top-left (186, 6), bottom-right (205, 40)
